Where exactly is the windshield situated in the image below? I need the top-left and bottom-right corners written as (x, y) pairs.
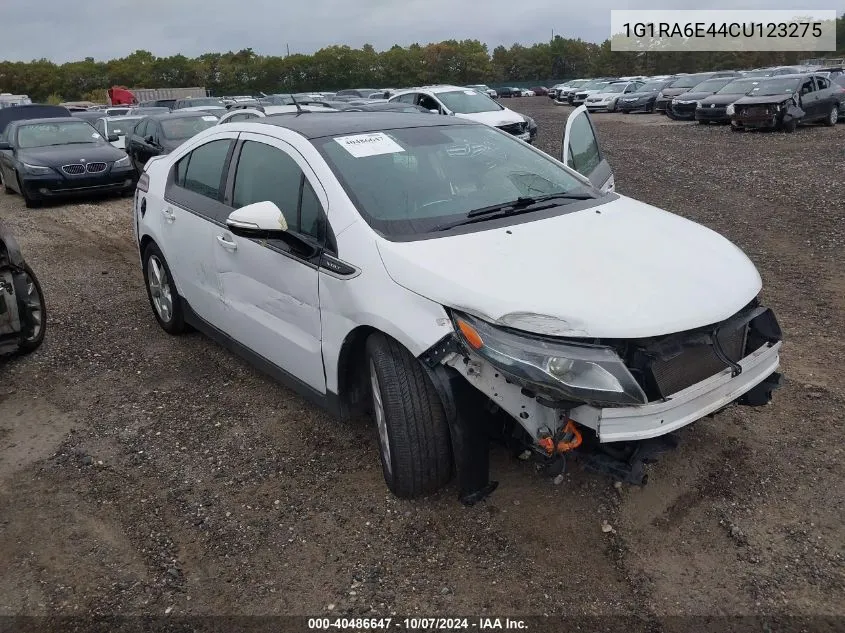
top-left (743, 69), bottom-right (773, 77)
top-left (638, 81), bottom-right (666, 92)
top-left (16, 121), bottom-right (103, 148)
top-left (716, 78), bottom-right (762, 94)
top-left (689, 78), bottom-right (734, 92)
top-left (602, 83), bottom-right (629, 93)
top-left (160, 116), bottom-right (218, 140)
top-left (671, 75), bottom-right (711, 88)
top-left (436, 90), bottom-right (503, 114)
top-left (106, 117), bottom-right (142, 136)
top-left (313, 124), bottom-right (589, 237)
top-left (748, 78), bottom-right (801, 96)
top-left (183, 98), bottom-right (224, 107)
top-left (580, 80), bottom-right (610, 90)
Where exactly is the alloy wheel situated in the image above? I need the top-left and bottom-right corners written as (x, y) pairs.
top-left (147, 255), bottom-right (173, 322)
top-left (369, 359), bottom-right (392, 476)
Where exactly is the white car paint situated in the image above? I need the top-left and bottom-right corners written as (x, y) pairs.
top-left (135, 107), bottom-right (780, 490)
top-left (374, 195), bottom-right (761, 339)
top-left (388, 85), bottom-right (529, 140)
top-left (585, 81), bottom-right (644, 111)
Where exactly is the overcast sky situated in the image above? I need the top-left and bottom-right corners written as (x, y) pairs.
top-left (2, 0), bottom-right (839, 62)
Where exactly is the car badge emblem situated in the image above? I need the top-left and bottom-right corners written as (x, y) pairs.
top-left (81, 158), bottom-right (87, 163)
top-left (711, 104), bottom-right (715, 108)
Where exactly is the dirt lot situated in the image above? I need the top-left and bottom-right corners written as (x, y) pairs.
top-left (0, 100), bottom-right (843, 625)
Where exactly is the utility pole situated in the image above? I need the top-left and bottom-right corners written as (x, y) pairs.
top-left (286, 44), bottom-right (290, 57)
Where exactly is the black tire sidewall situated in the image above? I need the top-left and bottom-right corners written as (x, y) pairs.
top-left (142, 243), bottom-right (186, 334)
top-left (15, 262), bottom-right (46, 354)
top-left (365, 333), bottom-right (453, 498)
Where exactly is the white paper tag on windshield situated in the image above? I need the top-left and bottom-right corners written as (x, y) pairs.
top-left (335, 132), bottom-right (404, 158)
top-left (463, 90), bottom-right (476, 95)
top-left (202, 115), bottom-right (218, 121)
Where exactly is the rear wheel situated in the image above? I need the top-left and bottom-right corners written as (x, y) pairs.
top-left (824, 105), bottom-right (838, 126)
top-left (365, 332), bottom-right (453, 498)
top-left (142, 243), bottom-right (187, 335)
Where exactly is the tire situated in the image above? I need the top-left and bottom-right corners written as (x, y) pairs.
top-left (698, 120), bottom-right (710, 125)
top-left (782, 118), bottom-right (797, 133)
top-left (17, 175), bottom-right (38, 208)
top-left (731, 125), bottom-right (743, 132)
top-left (824, 105), bottom-right (838, 126)
top-left (13, 263), bottom-right (46, 355)
top-left (365, 332), bottom-right (453, 498)
top-left (1, 172), bottom-right (13, 194)
top-left (608, 99), bottom-right (617, 113)
top-left (142, 243), bottom-right (187, 335)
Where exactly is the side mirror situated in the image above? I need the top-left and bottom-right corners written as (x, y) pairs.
top-left (107, 134), bottom-right (120, 143)
top-left (226, 200), bottom-right (288, 235)
top-left (145, 135), bottom-right (157, 145)
top-left (0, 141), bottom-right (11, 151)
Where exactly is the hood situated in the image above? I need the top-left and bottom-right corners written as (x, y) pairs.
top-left (375, 196), bottom-right (762, 339)
top-left (620, 90), bottom-right (658, 99)
top-left (732, 94), bottom-right (795, 106)
top-left (672, 91), bottom-right (714, 102)
top-left (660, 87), bottom-right (693, 97)
top-left (453, 108), bottom-right (524, 127)
top-left (18, 142), bottom-right (126, 167)
top-left (699, 94), bottom-right (745, 106)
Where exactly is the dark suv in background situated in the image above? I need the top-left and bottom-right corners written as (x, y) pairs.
top-left (655, 71), bottom-right (741, 113)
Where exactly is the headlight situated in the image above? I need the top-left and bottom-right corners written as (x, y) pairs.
top-left (657, 91), bottom-right (665, 99)
top-left (695, 101), bottom-right (702, 108)
top-left (726, 104), bottom-right (735, 115)
top-left (114, 155), bottom-right (130, 168)
top-left (671, 98), bottom-right (679, 104)
top-left (452, 312), bottom-right (647, 407)
top-left (22, 163), bottom-right (52, 175)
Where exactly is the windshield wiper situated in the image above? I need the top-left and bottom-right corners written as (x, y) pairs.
top-left (433, 191), bottom-right (599, 232)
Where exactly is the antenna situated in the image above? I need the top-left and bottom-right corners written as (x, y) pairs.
top-left (289, 93), bottom-right (304, 115)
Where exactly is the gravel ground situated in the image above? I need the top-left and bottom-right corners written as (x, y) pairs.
top-left (0, 100), bottom-right (843, 625)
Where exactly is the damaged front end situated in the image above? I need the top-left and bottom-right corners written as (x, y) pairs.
top-left (421, 300), bottom-right (782, 499)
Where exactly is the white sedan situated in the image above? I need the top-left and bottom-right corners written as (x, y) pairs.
top-left (133, 107), bottom-right (782, 501)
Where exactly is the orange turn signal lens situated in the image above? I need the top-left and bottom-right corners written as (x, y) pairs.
top-left (457, 319), bottom-right (484, 350)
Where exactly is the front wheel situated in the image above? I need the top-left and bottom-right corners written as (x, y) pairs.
top-left (782, 118), bottom-right (797, 133)
top-left (13, 263), bottom-right (46, 354)
top-left (824, 105), bottom-right (838, 126)
top-left (142, 243), bottom-right (187, 334)
top-left (365, 333), bottom-right (453, 498)
top-left (17, 175), bottom-right (39, 208)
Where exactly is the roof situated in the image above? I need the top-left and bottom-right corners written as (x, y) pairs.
top-left (0, 104), bottom-right (72, 133)
top-left (10, 117), bottom-right (83, 125)
top-left (147, 111), bottom-right (220, 120)
top-left (241, 111), bottom-right (475, 139)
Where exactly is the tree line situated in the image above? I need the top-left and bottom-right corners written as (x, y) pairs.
top-left (1, 16), bottom-right (843, 103)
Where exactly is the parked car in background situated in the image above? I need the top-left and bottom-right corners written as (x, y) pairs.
top-left (572, 79), bottom-right (616, 105)
top-left (104, 107), bottom-right (130, 117)
top-left (497, 87), bottom-right (517, 98)
top-left (617, 78), bottom-right (676, 113)
top-left (655, 71), bottom-right (741, 113)
top-left (71, 110), bottom-right (108, 124)
top-left (125, 112), bottom-right (219, 171)
top-left (334, 102), bottom-right (433, 114)
top-left (742, 66), bottom-right (802, 77)
top-left (466, 84), bottom-right (498, 98)
top-left (530, 87), bottom-right (549, 96)
top-left (695, 77), bottom-right (764, 124)
top-left (335, 89), bottom-right (379, 100)
top-left (729, 73), bottom-right (840, 132)
top-left (217, 104), bottom-right (338, 125)
top-left (553, 79), bottom-right (590, 103)
top-left (0, 117), bottom-right (134, 207)
top-left (0, 221), bottom-right (46, 357)
top-left (126, 106), bottom-right (172, 116)
top-left (138, 99), bottom-right (177, 110)
top-left (585, 80), bottom-right (645, 112)
top-left (389, 85), bottom-right (536, 142)
top-left (0, 94), bottom-right (33, 109)
top-left (93, 115), bottom-right (143, 149)
top-left (834, 75), bottom-right (845, 117)
top-left (666, 77), bottom-right (740, 120)
top-left (0, 104), bottom-right (71, 142)
top-left (173, 97), bottom-right (226, 111)
top-left (522, 89), bottom-right (536, 97)
top-left (133, 108), bottom-right (782, 500)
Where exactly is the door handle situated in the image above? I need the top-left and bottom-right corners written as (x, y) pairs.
top-left (216, 235), bottom-right (237, 251)
top-left (161, 207), bottom-right (175, 223)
